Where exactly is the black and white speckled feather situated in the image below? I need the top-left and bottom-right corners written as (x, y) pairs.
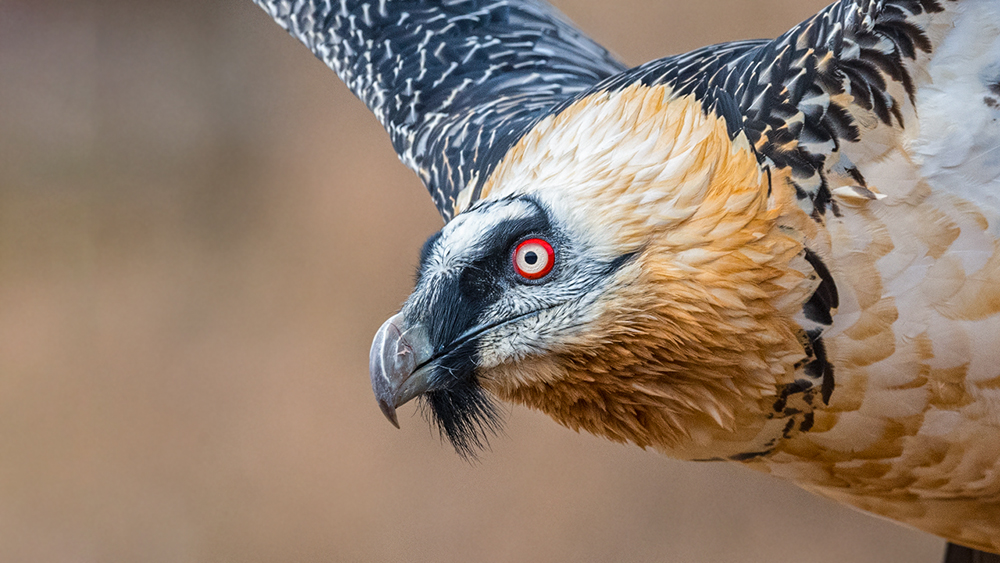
top-left (594, 0), bottom-right (949, 219)
top-left (255, 0), bottom-right (955, 222)
top-left (254, 0), bottom-right (626, 219)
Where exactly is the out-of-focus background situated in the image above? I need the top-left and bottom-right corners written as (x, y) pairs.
top-left (0, 1), bottom-right (945, 561)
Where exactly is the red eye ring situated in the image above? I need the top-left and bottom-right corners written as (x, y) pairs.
top-left (512, 238), bottom-right (555, 280)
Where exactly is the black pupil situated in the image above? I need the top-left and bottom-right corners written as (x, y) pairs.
top-left (524, 251), bottom-right (538, 265)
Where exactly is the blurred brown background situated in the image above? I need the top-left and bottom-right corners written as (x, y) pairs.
top-left (0, 1), bottom-right (944, 561)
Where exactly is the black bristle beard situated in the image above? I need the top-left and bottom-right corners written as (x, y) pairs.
top-left (421, 377), bottom-right (503, 460)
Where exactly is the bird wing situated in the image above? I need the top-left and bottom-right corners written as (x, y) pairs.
top-left (594, 0), bottom-right (999, 218)
top-left (253, 0), bottom-right (628, 220)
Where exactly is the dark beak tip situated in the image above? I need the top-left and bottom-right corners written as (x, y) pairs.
top-left (378, 398), bottom-right (401, 429)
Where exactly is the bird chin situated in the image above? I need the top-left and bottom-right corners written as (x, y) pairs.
top-left (369, 312), bottom-right (503, 458)
top-left (421, 376), bottom-right (503, 460)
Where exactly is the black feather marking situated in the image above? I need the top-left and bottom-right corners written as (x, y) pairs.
top-left (804, 330), bottom-right (836, 405)
top-left (781, 418), bottom-right (797, 438)
top-left (706, 86), bottom-right (746, 140)
top-left (729, 450), bottom-right (773, 461)
top-left (802, 248), bottom-right (840, 324)
top-left (943, 543), bottom-right (1000, 563)
top-left (826, 102), bottom-right (862, 143)
top-left (773, 378), bottom-right (814, 413)
top-left (422, 370), bottom-right (503, 460)
top-left (881, 19), bottom-right (933, 57)
top-left (799, 412), bottom-right (815, 432)
top-left (810, 182), bottom-right (833, 221)
top-left (846, 165), bottom-right (868, 187)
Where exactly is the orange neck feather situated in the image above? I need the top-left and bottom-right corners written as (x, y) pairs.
top-left (478, 84), bottom-right (820, 459)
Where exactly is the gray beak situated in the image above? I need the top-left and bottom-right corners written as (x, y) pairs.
top-left (368, 313), bottom-right (434, 427)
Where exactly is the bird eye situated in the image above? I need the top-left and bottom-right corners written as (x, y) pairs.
top-left (512, 238), bottom-right (554, 280)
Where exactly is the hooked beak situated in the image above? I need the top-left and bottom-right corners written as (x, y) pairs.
top-left (368, 313), bottom-right (434, 428)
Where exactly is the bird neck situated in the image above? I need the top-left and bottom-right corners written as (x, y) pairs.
top-left (476, 82), bottom-right (827, 459)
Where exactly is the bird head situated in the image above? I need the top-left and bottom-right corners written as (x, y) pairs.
top-left (370, 84), bottom-right (819, 459)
